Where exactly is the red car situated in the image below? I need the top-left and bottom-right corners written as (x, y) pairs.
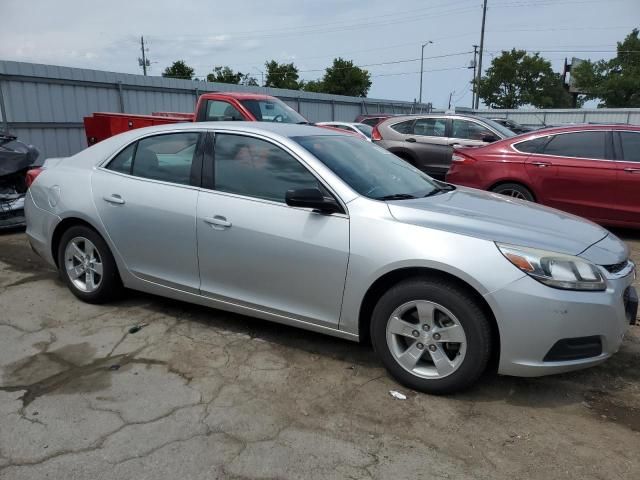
top-left (446, 124), bottom-right (640, 229)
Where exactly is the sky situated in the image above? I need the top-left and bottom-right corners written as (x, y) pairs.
top-left (1, 0), bottom-right (638, 109)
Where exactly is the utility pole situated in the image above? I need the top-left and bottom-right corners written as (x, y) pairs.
top-left (419, 40), bottom-right (433, 105)
top-left (474, 0), bottom-right (487, 109)
top-left (471, 45), bottom-right (479, 108)
top-left (138, 36), bottom-right (150, 76)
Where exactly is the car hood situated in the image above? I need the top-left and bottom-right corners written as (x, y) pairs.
top-left (387, 186), bottom-right (619, 262)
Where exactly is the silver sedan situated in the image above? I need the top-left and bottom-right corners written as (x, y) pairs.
top-left (25, 122), bottom-right (637, 394)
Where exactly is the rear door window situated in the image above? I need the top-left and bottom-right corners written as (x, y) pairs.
top-left (619, 131), bottom-right (640, 162)
top-left (513, 136), bottom-right (550, 153)
top-left (413, 118), bottom-right (446, 137)
top-left (107, 143), bottom-right (135, 174)
top-left (390, 120), bottom-right (415, 134)
top-left (542, 131), bottom-right (607, 159)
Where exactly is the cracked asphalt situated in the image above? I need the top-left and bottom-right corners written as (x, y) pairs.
top-left (0, 229), bottom-right (638, 480)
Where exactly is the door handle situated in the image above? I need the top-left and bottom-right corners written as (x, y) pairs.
top-left (623, 167), bottom-right (640, 174)
top-left (405, 138), bottom-right (416, 143)
top-left (103, 194), bottom-right (125, 205)
top-left (203, 215), bottom-right (232, 229)
top-left (447, 140), bottom-right (461, 146)
top-left (531, 161), bottom-right (552, 168)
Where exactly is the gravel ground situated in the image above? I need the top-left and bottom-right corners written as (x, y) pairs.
top-left (0, 228), bottom-right (638, 480)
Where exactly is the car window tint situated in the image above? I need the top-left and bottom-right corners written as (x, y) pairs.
top-left (206, 100), bottom-right (244, 121)
top-left (354, 123), bottom-right (373, 138)
top-left (390, 120), bottom-right (415, 134)
top-left (107, 143), bottom-right (135, 174)
top-left (213, 134), bottom-right (320, 203)
top-left (620, 132), bottom-right (640, 162)
top-left (413, 118), bottom-right (446, 137)
top-left (362, 118), bottom-right (381, 127)
top-left (543, 131), bottom-right (606, 159)
top-left (131, 132), bottom-right (200, 185)
top-left (513, 136), bottom-right (550, 153)
top-left (451, 119), bottom-right (493, 140)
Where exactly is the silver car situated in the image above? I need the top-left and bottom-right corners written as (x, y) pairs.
top-left (25, 123), bottom-right (637, 394)
top-left (316, 122), bottom-right (373, 141)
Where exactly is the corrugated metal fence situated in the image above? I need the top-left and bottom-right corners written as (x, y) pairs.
top-left (2, 61), bottom-right (640, 159)
top-left (0, 60), bottom-right (428, 159)
top-left (472, 108), bottom-right (640, 127)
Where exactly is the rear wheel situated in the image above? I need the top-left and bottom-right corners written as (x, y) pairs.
top-left (57, 225), bottom-right (122, 304)
top-left (491, 183), bottom-right (534, 201)
top-left (371, 278), bottom-right (492, 394)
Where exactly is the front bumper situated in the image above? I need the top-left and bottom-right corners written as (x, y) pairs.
top-left (485, 267), bottom-right (636, 377)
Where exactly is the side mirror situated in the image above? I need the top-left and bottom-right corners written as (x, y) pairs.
top-left (285, 188), bottom-right (341, 214)
top-left (482, 134), bottom-right (499, 143)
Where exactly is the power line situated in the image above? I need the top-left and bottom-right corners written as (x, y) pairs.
top-left (160, 65), bottom-right (469, 81)
top-left (167, 3), bottom-right (481, 42)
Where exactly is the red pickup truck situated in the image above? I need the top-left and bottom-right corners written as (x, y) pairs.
top-left (84, 92), bottom-right (310, 145)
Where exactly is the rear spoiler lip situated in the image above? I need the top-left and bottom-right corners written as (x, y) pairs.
top-left (40, 157), bottom-right (66, 169)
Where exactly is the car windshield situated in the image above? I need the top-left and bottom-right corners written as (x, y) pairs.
top-left (354, 123), bottom-right (373, 138)
top-left (239, 98), bottom-right (308, 124)
top-left (293, 135), bottom-right (443, 200)
top-left (482, 118), bottom-right (517, 138)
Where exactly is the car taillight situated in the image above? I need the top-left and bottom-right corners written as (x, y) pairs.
top-left (451, 152), bottom-right (476, 165)
top-left (26, 167), bottom-right (43, 188)
top-left (371, 126), bottom-right (382, 141)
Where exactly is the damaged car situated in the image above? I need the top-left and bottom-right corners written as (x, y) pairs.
top-left (0, 133), bottom-right (40, 229)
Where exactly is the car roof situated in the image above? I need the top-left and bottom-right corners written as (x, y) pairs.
top-left (318, 121), bottom-right (366, 126)
top-left (379, 113), bottom-right (493, 124)
top-left (199, 92), bottom-right (277, 101)
top-left (522, 123), bottom-right (640, 136)
top-left (111, 121), bottom-right (348, 139)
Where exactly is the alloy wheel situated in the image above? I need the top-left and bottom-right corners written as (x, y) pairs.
top-left (385, 300), bottom-right (467, 379)
top-left (496, 188), bottom-right (527, 199)
top-left (64, 236), bottom-right (103, 293)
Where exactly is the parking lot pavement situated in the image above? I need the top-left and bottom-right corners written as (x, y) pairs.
top-left (0, 231), bottom-right (638, 480)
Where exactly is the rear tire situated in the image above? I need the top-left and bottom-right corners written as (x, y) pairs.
top-left (491, 183), bottom-right (534, 202)
top-left (57, 225), bottom-right (122, 304)
top-left (371, 278), bottom-right (492, 394)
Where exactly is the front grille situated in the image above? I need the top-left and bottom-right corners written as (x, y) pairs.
top-left (603, 260), bottom-right (630, 274)
top-left (544, 336), bottom-right (602, 362)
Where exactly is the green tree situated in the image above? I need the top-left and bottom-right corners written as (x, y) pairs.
top-left (572, 29), bottom-right (640, 107)
top-left (300, 79), bottom-right (325, 93)
top-left (478, 49), bottom-right (572, 108)
top-left (207, 66), bottom-right (257, 86)
top-left (319, 58), bottom-right (371, 97)
top-left (264, 61), bottom-right (301, 89)
top-left (162, 60), bottom-right (195, 80)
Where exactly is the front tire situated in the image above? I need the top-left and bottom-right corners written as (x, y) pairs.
top-left (57, 225), bottom-right (122, 304)
top-left (491, 183), bottom-right (534, 202)
top-left (371, 278), bottom-right (492, 394)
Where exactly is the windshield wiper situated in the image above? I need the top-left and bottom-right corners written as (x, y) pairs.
top-left (423, 182), bottom-right (456, 197)
top-left (423, 189), bottom-right (444, 197)
top-left (375, 193), bottom-right (417, 200)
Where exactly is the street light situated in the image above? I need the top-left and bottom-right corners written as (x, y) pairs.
top-left (253, 66), bottom-right (265, 87)
top-left (419, 40), bottom-right (433, 105)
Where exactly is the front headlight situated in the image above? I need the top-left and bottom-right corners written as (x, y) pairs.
top-left (496, 243), bottom-right (606, 291)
